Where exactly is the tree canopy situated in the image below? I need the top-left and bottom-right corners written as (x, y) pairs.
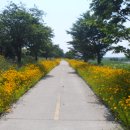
top-left (90, 0), bottom-right (130, 49)
top-left (0, 2), bottom-right (63, 64)
top-left (67, 12), bottom-right (111, 64)
top-left (67, 0), bottom-right (130, 62)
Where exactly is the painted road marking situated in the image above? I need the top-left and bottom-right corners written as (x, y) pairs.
top-left (54, 95), bottom-right (61, 121)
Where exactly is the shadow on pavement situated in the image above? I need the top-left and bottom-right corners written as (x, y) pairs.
top-left (42, 75), bottom-right (54, 80)
top-left (68, 71), bottom-right (77, 74)
top-left (87, 96), bottom-right (115, 121)
top-left (105, 112), bottom-right (115, 121)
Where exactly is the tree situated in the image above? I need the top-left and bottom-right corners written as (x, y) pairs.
top-left (0, 2), bottom-right (55, 64)
top-left (90, 0), bottom-right (130, 22)
top-left (0, 16), bottom-right (14, 58)
top-left (41, 42), bottom-right (53, 59)
top-left (27, 25), bottom-right (53, 61)
top-left (0, 3), bottom-right (35, 64)
top-left (90, 0), bottom-right (130, 52)
top-left (67, 15), bottom-right (95, 62)
top-left (65, 49), bottom-right (77, 59)
top-left (67, 12), bottom-right (111, 64)
top-left (52, 45), bottom-right (64, 58)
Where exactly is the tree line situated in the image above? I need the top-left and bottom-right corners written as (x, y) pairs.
top-left (0, 2), bottom-right (64, 65)
top-left (66, 0), bottom-right (130, 64)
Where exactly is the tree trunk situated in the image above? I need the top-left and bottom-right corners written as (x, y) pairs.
top-left (45, 56), bottom-right (48, 60)
top-left (17, 50), bottom-right (21, 65)
top-left (16, 44), bottom-right (22, 66)
top-left (0, 46), bottom-right (3, 55)
top-left (83, 54), bottom-right (88, 62)
top-left (84, 58), bottom-right (88, 62)
top-left (35, 53), bottom-right (38, 61)
top-left (97, 53), bottom-right (102, 65)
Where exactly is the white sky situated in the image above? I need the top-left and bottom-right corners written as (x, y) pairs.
top-left (0, 0), bottom-right (129, 57)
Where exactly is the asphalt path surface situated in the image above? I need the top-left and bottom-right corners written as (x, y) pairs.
top-left (0, 60), bottom-right (123, 130)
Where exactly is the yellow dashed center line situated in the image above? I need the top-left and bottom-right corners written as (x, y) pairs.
top-left (54, 95), bottom-right (61, 121)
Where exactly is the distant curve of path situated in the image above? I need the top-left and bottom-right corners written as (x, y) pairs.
top-left (0, 60), bottom-right (123, 130)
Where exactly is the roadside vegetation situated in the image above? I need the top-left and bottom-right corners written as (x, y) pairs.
top-left (67, 59), bottom-right (130, 130)
top-left (0, 55), bottom-right (60, 114)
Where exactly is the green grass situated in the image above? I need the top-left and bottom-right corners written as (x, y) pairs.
top-left (0, 55), bottom-right (15, 71)
top-left (0, 55), bottom-right (44, 72)
top-left (89, 58), bottom-right (130, 71)
top-left (103, 60), bottom-right (130, 71)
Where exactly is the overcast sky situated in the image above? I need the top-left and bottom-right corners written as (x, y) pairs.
top-left (0, 0), bottom-right (128, 57)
